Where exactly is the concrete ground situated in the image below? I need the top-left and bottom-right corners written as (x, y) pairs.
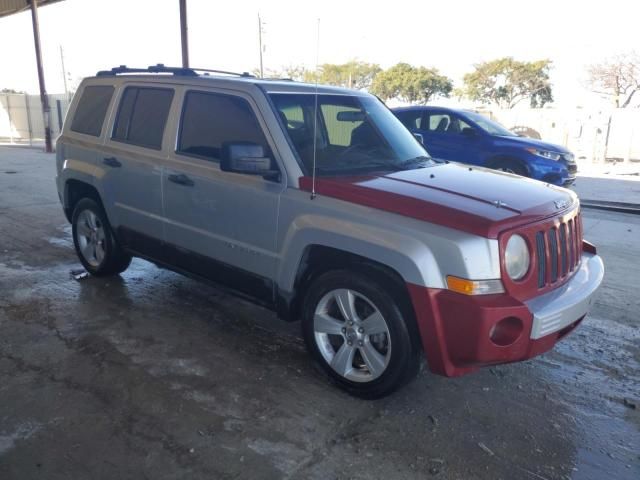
top-left (0, 146), bottom-right (638, 480)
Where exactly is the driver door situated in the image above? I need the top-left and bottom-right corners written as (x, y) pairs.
top-left (162, 88), bottom-right (285, 301)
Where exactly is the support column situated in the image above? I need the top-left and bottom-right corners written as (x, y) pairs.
top-left (179, 0), bottom-right (189, 68)
top-left (29, 0), bottom-right (52, 153)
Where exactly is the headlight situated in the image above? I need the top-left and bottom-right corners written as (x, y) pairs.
top-left (505, 235), bottom-right (530, 280)
top-left (525, 148), bottom-right (561, 161)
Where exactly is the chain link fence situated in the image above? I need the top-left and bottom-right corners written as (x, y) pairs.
top-left (481, 108), bottom-right (640, 166)
top-left (0, 93), bottom-right (70, 146)
top-left (1, 93), bottom-right (639, 167)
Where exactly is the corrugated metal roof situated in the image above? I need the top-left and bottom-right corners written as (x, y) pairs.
top-left (0, 0), bottom-right (65, 19)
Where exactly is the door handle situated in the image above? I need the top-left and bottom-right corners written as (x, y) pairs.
top-left (168, 173), bottom-right (195, 187)
top-left (103, 157), bottom-right (122, 168)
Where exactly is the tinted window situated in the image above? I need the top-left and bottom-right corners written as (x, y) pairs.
top-left (178, 91), bottom-right (268, 162)
top-left (70, 86), bottom-right (114, 136)
top-left (113, 87), bottom-right (174, 149)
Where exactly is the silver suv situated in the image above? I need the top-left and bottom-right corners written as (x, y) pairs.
top-left (56, 65), bottom-right (604, 398)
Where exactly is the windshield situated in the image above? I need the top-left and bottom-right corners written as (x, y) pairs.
top-left (463, 111), bottom-right (517, 137)
top-left (269, 93), bottom-right (434, 175)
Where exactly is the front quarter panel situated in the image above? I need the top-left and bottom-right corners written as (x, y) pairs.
top-left (276, 188), bottom-right (502, 294)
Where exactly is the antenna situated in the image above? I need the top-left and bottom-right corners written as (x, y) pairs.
top-left (311, 18), bottom-right (320, 200)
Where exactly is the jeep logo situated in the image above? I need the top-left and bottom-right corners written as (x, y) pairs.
top-left (554, 199), bottom-right (569, 209)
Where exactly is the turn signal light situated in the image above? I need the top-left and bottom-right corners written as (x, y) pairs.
top-left (446, 276), bottom-right (504, 295)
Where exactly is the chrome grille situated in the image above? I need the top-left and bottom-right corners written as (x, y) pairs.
top-left (536, 213), bottom-right (582, 288)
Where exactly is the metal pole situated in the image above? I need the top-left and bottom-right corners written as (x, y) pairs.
top-left (6, 94), bottom-right (13, 144)
top-left (258, 14), bottom-right (264, 78)
top-left (179, 0), bottom-right (189, 68)
top-left (25, 93), bottom-right (34, 147)
top-left (60, 45), bottom-right (69, 101)
top-left (29, 0), bottom-right (53, 153)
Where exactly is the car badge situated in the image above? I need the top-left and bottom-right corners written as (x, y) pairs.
top-left (554, 199), bottom-right (568, 209)
top-left (493, 200), bottom-right (508, 208)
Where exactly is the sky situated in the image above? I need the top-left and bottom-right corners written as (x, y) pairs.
top-left (1, 0), bottom-right (638, 107)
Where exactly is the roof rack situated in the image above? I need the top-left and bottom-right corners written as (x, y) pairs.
top-left (96, 64), bottom-right (255, 78)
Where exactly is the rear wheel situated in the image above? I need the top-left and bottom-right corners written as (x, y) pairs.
top-left (71, 198), bottom-right (131, 276)
top-left (301, 270), bottom-right (420, 399)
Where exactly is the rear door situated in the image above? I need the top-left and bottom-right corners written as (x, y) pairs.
top-left (161, 87), bottom-right (285, 302)
top-left (101, 84), bottom-right (175, 255)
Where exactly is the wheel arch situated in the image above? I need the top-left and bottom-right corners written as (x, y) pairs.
top-left (486, 155), bottom-right (531, 177)
top-left (277, 244), bottom-right (423, 350)
top-left (63, 179), bottom-right (103, 222)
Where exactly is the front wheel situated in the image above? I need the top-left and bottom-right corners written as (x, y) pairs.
top-left (71, 198), bottom-right (131, 276)
top-left (301, 270), bottom-right (420, 399)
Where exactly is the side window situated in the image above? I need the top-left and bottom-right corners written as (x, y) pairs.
top-left (70, 85), bottom-right (114, 136)
top-left (178, 91), bottom-right (269, 162)
top-left (428, 113), bottom-right (452, 132)
top-left (427, 113), bottom-right (472, 134)
top-left (395, 110), bottom-right (422, 130)
top-left (112, 87), bottom-right (174, 149)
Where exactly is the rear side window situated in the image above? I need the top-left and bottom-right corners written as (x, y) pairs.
top-left (70, 85), bottom-right (114, 136)
top-left (178, 91), bottom-right (268, 162)
top-left (112, 87), bottom-right (174, 149)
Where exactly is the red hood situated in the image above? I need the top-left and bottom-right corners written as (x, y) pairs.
top-left (299, 163), bottom-right (577, 238)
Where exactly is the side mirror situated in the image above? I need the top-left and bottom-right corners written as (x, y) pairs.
top-left (221, 142), bottom-right (280, 180)
top-left (413, 132), bottom-right (424, 145)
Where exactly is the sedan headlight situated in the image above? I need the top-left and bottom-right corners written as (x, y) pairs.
top-left (505, 234), bottom-right (530, 280)
top-left (525, 148), bottom-right (561, 161)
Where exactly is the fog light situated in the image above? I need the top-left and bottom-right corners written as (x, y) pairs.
top-left (489, 317), bottom-right (523, 346)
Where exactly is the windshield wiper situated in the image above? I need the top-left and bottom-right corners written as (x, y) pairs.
top-left (316, 160), bottom-right (405, 174)
top-left (398, 156), bottom-right (436, 168)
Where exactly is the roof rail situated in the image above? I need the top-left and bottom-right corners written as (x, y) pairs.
top-left (96, 64), bottom-right (254, 78)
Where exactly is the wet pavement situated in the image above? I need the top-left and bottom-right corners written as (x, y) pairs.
top-left (1, 146), bottom-right (639, 480)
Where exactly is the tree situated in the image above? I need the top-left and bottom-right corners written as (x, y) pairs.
top-left (370, 63), bottom-right (453, 104)
top-left (315, 61), bottom-right (381, 90)
top-left (587, 52), bottom-right (640, 107)
top-left (252, 65), bottom-right (309, 81)
top-left (462, 58), bottom-right (553, 108)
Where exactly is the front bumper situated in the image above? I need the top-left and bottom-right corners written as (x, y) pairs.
top-left (407, 252), bottom-right (604, 377)
top-left (526, 253), bottom-right (603, 339)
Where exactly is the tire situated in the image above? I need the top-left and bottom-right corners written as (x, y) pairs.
top-left (301, 270), bottom-right (420, 399)
top-left (491, 159), bottom-right (528, 177)
top-left (71, 198), bottom-right (131, 276)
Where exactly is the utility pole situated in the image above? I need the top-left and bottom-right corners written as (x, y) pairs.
top-left (258, 14), bottom-right (264, 78)
top-left (28, 0), bottom-right (52, 153)
top-left (59, 45), bottom-right (69, 101)
top-left (179, 0), bottom-right (189, 68)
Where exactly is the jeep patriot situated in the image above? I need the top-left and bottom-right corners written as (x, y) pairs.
top-left (55, 65), bottom-right (604, 398)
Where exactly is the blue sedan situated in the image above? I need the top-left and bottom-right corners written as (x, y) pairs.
top-left (393, 106), bottom-right (576, 186)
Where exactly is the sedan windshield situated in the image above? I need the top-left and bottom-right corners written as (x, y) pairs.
top-left (269, 93), bottom-right (434, 175)
top-left (463, 111), bottom-right (517, 137)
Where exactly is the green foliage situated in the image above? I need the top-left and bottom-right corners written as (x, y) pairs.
top-left (254, 61), bottom-right (380, 89)
top-left (314, 61), bottom-right (382, 89)
top-left (462, 58), bottom-right (553, 109)
top-left (370, 63), bottom-right (453, 104)
top-left (252, 65), bottom-right (309, 81)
